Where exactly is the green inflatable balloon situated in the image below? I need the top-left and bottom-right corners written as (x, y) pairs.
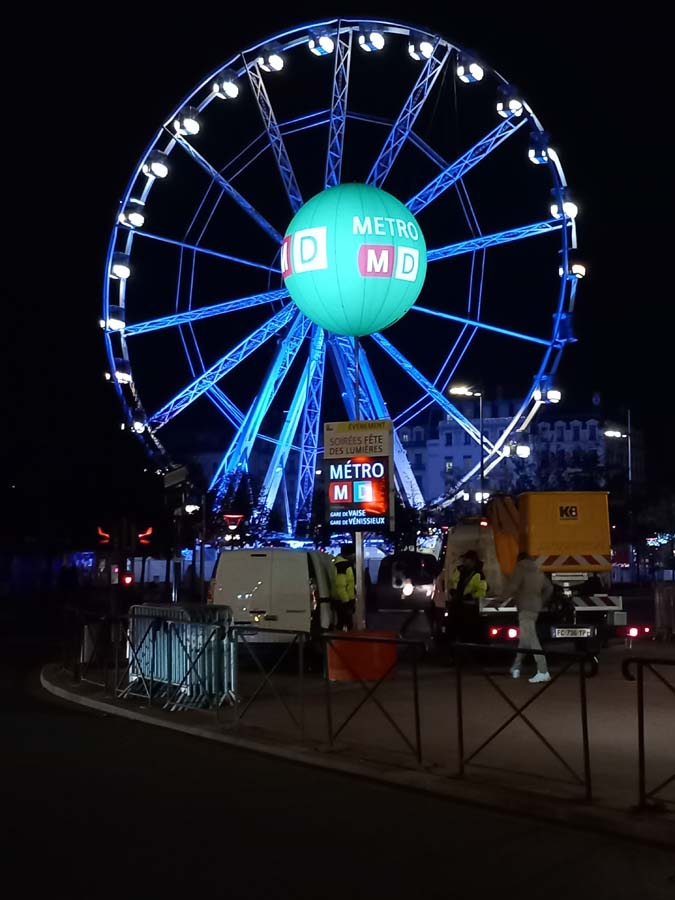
top-left (281, 183), bottom-right (427, 336)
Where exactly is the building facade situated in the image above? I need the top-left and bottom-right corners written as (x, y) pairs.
top-left (398, 400), bottom-right (643, 506)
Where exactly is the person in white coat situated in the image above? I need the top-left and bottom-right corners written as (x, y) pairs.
top-left (499, 551), bottom-right (554, 683)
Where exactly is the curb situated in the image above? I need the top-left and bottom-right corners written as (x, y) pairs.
top-left (40, 666), bottom-right (675, 849)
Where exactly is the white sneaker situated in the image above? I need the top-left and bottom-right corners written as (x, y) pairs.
top-left (510, 668), bottom-right (520, 679)
top-left (528, 672), bottom-right (551, 684)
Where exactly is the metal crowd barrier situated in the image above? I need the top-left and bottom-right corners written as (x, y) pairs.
top-left (454, 642), bottom-right (596, 801)
top-left (120, 604), bottom-right (235, 712)
top-left (621, 656), bottom-right (675, 811)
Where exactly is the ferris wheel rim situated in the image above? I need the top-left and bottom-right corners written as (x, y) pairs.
top-left (102, 16), bottom-right (579, 524)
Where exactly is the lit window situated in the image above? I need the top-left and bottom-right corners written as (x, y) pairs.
top-left (445, 460), bottom-right (454, 473)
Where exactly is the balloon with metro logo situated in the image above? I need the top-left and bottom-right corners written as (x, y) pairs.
top-left (282, 183), bottom-right (427, 336)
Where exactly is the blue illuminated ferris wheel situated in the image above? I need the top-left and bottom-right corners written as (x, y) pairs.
top-left (102, 17), bottom-right (583, 535)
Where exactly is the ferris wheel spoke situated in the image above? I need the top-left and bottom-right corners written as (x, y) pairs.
top-left (172, 135), bottom-right (283, 244)
top-left (367, 40), bottom-right (449, 188)
top-left (356, 347), bottom-right (426, 509)
top-left (210, 312), bottom-right (313, 504)
top-left (294, 329), bottom-right (327, 531)
top-left (427, 219), bottom-right (565, 263)
top-left (406, 117), bottom-right (527, 215)
top-left (124, 288), bottom-right (290, 337)
top-left (129, 229), bottom-right (278, 273)
top-left (327, 336), bottom-right (376, 421)
top-left (430, 405), bottom-right (528, 508)
top-left (392, 317), bottom-right (478, 430)
top-left (410, 305), bottom-right (553, 347)
top-left (204, 386), bottom-right (245, 428)
top-left (257, 327), bottom-right (326, 525)
top-left (221, 110), bottom-right (330, 183)
top-left (246, 60), bottom-right (304, 213)
top-left (148, 304), bottom-right (297, 429)
top-left (328, 336), bottom-right (425, 508)
top-left (325, 25), bottom-right (353, 188)
top-left (369, 333), bottom-right (490, 448)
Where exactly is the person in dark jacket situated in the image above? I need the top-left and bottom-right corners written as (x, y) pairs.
top-left (445, 550), bottom-right (487, 646)
top-left (499, 551), bottom-right (554, 683)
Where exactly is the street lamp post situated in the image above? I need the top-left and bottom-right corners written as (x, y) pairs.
top-left (627, 408), bottom-right (634, 579)
top-left (449, 385), bottom-right (485, 508)
top-left (604, 408), bottom-right (634, 576)
top-left (478, 391), bottom-right (485, 509)
top-left (627, 407), bottom-right (633, 506)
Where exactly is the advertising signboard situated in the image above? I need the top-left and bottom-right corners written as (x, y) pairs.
top-left (323, 419), bottom-right (393, 458)
top-left (323, 420), bottom-right (395, 532)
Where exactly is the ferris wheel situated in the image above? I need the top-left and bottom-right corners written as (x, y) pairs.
top-left (102, 17), bottom-right (582, 535)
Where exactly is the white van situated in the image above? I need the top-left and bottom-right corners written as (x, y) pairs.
top-left (208, 548), bottom-right (335, 640)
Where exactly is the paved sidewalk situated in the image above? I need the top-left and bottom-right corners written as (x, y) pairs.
top-left (41, 639), bottom-right (675, 849)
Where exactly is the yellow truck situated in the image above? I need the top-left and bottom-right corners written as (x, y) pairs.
top-left (436, 491), bottom-right (634, 654)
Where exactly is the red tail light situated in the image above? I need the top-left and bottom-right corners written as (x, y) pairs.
top-left (616, 625), bottom-right (652, 638)
top-left (488, 626), bottom-right (519, 640)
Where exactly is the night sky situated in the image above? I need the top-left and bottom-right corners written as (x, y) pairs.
top-left (4, 4), bottom-right (671, 545)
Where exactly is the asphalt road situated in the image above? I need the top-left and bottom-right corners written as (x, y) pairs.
top-left (2, 609), bottom-right (674, 900)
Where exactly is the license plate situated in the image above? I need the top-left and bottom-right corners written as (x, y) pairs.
top-left (552, 627), bottom-right (593, 638)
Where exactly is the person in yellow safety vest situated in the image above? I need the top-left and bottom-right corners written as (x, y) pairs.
top-left (445, 549), bottom-right (487, 647)
top-left (331, 545), bottom-right (356, 631)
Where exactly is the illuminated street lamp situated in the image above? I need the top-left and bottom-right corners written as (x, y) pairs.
top-left (503, 442), bottom-right (531, 459)
top-left (449, 385), bottom-right (485, 507)
top-left (604, 409), bottom-right (633, 572)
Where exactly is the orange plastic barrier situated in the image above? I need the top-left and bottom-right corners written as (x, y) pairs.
top-left (326, 630), bottom-right (398, 682)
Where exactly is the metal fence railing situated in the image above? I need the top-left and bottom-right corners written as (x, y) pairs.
top-left (621, 656), bottom-right (675, 811)
top-left (59, 612), bottom-right (675, 817)
top-left (453, 642), bottom-right (596, 801)
top-left (321, 633), bottom-right (426, 765)
top-left (228, 625), bottom-right (310, 738)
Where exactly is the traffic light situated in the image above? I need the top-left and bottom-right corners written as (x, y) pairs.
top-left (222, 513), bottom-right (246, 546)
top-left (223, 514), bottom-right (244, 531)
top-left (121, 572), bottom-right (134, 587)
